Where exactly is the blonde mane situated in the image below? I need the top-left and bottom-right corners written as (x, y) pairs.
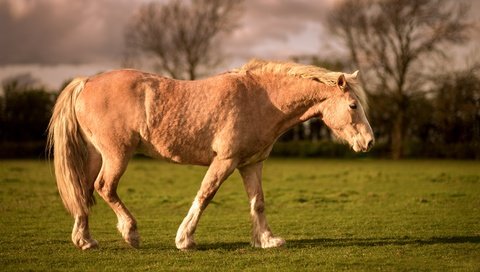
top-left (235, 59), bottom-right (368, 110)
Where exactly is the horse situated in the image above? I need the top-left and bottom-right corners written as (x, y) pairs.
top-left (47, 59), bottom-right (374, 250)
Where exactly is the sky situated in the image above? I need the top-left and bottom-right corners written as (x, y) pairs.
top-left (0, 0), bottom-right (342, 89)
top-left (0, 0), bottom-right (478, 90)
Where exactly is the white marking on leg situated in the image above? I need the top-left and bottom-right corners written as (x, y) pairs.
top-left (176, 199), bottom-right (201, 249)
top-left (250, 195), bottom-right (265, 245)
top-left (250, 196), bottom-right (284, 248)
top-left (250, 199), bottom-right (285, 248)
top-left (116, 214), bottom-right (140, 248)
top-left (72, 215), bottom-right (98, 250)
top-left (240, 163), bottom-right (286, 249)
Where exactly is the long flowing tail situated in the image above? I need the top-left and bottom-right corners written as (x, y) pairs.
top-left (47, 78), bottom-right (94, 216)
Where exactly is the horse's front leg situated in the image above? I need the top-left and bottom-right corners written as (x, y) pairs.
top-left (175, 158), bottom-right (237, 250)
top-left (239, 162), bottom-right (285, 248)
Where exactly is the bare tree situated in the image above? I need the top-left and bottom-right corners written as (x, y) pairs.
top-left (328, 0), bottom-right (471, 159)
top-left (125, 0), bottom-right (243, 80)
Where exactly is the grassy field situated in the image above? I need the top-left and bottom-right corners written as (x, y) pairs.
top-left (0, 158), bottom-right (479, 271)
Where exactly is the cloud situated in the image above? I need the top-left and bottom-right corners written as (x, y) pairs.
top-left (0, 0), bottom-right (139, 65)
top-left (225, 1), bottom-right (332, 58)
top-left (0, 0), bottom-right (339, 66)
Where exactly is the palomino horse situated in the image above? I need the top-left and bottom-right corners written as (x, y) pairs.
top-left (48, 59), bottom-right (374, 250)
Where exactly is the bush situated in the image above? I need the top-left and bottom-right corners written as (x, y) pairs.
top-left (0, 141), bottom-right (47, 158)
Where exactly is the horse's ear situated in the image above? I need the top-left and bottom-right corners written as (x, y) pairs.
top-left (337, 74), bottom-right (347, 91)
top-left (352, 70), bottom-right (359, 79)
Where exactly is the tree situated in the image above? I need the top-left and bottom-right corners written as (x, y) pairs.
top-left (125, 0), bottom-right (243, 80)
top-left (1, 78), bottom-right (55, 142)
top-left (328, 0), bottom-right (471, 159)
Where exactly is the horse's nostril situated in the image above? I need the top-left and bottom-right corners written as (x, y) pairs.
top-left (367, 140), bottom-right (374, 150)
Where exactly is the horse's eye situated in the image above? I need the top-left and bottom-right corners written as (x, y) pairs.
top-left (349, 103), bottom-right (357, 110)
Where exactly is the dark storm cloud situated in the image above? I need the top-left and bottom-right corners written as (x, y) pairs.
top-left (0, 0), bottom-right (335, 66)
top-left (0, 0), bottom-right (138, 65)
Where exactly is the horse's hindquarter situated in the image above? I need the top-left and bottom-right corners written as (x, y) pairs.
top-left (75, 70), bottom-right (149, 155)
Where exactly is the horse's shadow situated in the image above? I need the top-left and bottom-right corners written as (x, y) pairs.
top-left (196, 235), bottom-right (480, 251)
top-left (289, 235), bottom-right (480, 248)
top-left (197, 241), bottom-right (251, 251)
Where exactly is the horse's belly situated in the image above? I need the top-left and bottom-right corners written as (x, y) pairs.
top-left (138, 135), bottom-right (215, 166)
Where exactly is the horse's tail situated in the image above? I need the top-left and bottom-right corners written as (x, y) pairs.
top-left (47, 77), bottom-right (94, 216)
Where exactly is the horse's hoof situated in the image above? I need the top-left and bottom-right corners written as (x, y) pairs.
top-left (254, 236), bottom-right (286, 248)
top-left (264, 237), bottom-right (286, 248)
top-left (176, 238), bottom-right (197, 250)
top-left (79, 239), bottom-right (99, 250)
top-left (125, 232), bottom-right (141, 249)
top-left (117, 221), bottom-right (140, 248)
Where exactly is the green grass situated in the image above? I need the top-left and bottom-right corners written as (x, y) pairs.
top-left (1, 159), bottom-right (479, 271)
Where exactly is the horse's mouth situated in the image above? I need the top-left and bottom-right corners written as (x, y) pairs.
top-left (352, 138), bottom-right (374, 153)
top-left (352, 143), bottom-right (362, 153)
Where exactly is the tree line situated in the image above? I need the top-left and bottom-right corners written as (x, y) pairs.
top-left (0, 76), bottom-right (57, 157)
top-left (1, 0), bottom-right (478, 159)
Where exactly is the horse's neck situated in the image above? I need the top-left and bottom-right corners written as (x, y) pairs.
top-left (254, 74), bottom-right (331, 133)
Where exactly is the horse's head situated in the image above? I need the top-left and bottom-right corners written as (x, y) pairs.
top-left (319, 72), bottom-right (374, 152)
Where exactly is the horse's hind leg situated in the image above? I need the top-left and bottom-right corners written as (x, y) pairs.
top-left (239, 162), bottom-right (285, 248)
top-left (94, 151), bottom-right (140, 248)
top-left (71, 144), bottom-right (101, 250)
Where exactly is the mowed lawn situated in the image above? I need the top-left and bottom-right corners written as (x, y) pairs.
top-left (0, 158), bottom-right (479, 271)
